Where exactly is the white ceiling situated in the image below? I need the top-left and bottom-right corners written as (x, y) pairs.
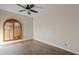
top-left (0, 4), bottom-right (55, 17)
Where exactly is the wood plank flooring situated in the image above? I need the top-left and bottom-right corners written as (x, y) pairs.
top-left (0, 40), bottom-right (76, 55)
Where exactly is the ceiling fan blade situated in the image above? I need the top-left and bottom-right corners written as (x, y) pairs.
top-left (19, 10), bottom-right (26, 12)
top-left (30, 10), bottom-right (38, 13)
top-left (27, 11), bottom-right (31, 15)
top-left (17, 4), bottom-right (26, 9)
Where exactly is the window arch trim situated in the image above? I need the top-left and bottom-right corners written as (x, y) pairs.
top-left (3, 19), bottom-right (22, 41)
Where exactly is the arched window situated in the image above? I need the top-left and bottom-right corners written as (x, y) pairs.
top-left (3, 19), bottom-right (22, 41)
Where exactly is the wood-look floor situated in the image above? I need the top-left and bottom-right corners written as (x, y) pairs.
top-left (0, 40), bottom-right (75, 55)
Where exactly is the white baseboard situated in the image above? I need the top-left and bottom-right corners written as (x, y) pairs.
top-left (34, 39), bottom-right (78, 55)
top-left (0, 39), bottom-right (32, 45)
top-left (0, 39), bottom-right (78, 54)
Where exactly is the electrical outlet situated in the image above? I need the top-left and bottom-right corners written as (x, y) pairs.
top-left (65, 43), bottom-right (67, 46)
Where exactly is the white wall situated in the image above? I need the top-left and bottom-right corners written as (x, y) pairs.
top-left (33, 5), bottom-right (79, 54)
top-left (0, 9), bottom-right (33, 44)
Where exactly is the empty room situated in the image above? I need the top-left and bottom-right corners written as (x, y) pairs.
top-left (0, 4), bottom-right (78, 55)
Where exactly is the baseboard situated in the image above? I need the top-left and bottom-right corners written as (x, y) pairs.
top-left (34, 39), bottom-right (78, 55)
top-left (0, 39), bottom-right (33, 45)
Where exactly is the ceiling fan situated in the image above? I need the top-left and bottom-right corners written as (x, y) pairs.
top-left (17, 4), bottom-right (38, 15)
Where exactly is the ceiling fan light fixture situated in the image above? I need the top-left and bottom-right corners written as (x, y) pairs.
top-left (17, 4), bottom-right (39, 15)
